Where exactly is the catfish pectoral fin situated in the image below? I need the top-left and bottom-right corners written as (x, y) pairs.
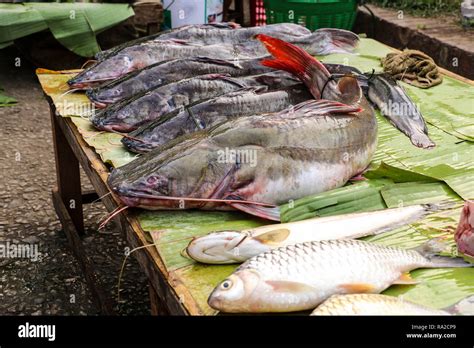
top-left (229, 202), bottom-right (281, 221)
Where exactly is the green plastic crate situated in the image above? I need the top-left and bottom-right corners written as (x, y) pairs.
top-left (264, 0), bottom-right (358, 31)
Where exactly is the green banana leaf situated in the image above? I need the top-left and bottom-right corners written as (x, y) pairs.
top-left (0, 3), bottom-right (134, 57)
top-left (0, 86), bottom-right (17, 107)
top-left (36, 37), bottom-right (474, 315)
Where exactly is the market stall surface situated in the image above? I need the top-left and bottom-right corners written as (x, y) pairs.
top-left (38, 38), bottom-right (474, 315)
top-left (0, 47), bottom-right (149, 315)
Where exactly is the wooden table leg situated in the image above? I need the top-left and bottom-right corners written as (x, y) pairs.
top-left (149, 282), bottom-right (170, 316)
top-left (50, 107), bottom-right (85, 235)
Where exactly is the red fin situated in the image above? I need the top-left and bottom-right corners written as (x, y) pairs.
top-left (230, 202), bottom-right (281, 222)
top-left (256, 34), bottom-right (330, 99)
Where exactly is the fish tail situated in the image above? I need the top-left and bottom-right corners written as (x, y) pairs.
top-left (255, 34), bottom-right (330, 99)
top-left (414, 239), bottom-right (473, 268)
top-left (422, 200), bottom-right (458, 212)
top-left (427, 255), bottom-right (473, 268)
top-left (313, 28), bottom-right (360, 55)
top-left (409, 131), bottom-right (436, 149)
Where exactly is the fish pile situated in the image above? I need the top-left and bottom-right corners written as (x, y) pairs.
top-left (64, 23), bottom-right (458, 315)
top-left (94, 27), bottom-right (378, 220)
top-left (187, 202), bottom-right (472, 314)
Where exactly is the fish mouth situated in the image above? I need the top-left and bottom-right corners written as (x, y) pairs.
top-left (99, 123), bottom-right (137, 133)
top-left (93, 101), bottom-right (108, 109)
top-left (85, 91), bottom-right (118, 108)
top-left (67, 76), bottom-right (119, 89)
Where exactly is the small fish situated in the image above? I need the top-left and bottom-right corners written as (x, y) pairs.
top-left (455, 200), bottom-right (474, 257)
top-left (121, 85), bottom-right (312, 153)
top-left (310, 294), bottom-right (450, 315)
top-left (68, 27), bottom-right (359, 88)
top-left (86, 57), bottom-right (273, 106)
top-left (90, 72), bottom-right (301, 132)
top-left (186, 203), bottom-right (451, 264)
top-left (208, 239), bottom-right (472, 313)
top-left (367, 73), bottom-right (435, 149)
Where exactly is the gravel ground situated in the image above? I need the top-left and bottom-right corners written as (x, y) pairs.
top-left (0, 47), bottom-right (149, 315)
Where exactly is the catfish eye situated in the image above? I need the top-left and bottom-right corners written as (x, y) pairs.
top-left (146, 175), bottom-right (160, 185)
top-left (221, 279), bottom-right (233, 290)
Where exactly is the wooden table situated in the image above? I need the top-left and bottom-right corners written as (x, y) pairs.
top-left (48, 98), bottom-right (190, 315)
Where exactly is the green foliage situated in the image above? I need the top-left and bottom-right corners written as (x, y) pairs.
top-left (0, 3), bottom-right (134, 57)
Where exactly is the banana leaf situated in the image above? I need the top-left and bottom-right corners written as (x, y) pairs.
top-left (0, 86), bottom-right (17, 107)
top-left (0, 3), bottom-right (134, 57)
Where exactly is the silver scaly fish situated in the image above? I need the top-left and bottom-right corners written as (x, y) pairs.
top-left (208, 239), bottom-right (472, 313)
top-left (310, 294), bottom-right (449, 315)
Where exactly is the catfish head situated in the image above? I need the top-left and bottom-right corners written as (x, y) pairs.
top-left (68, 50), bottom-right (146, 88)
top-left (108, 139), bottom-right (241, 210)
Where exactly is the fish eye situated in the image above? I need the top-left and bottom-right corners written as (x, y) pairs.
top-left (146, 175), bottom-right (160, 185)
top-left (221, 279), bottom-right (233, 290)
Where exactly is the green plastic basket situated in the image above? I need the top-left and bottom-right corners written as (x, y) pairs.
top-left (263, 0), bottom-right (358, 31)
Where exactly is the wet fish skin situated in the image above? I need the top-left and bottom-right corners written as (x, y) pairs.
top-left (208, 239), bottom-right (471, 313)
top-left (90, 74), bottom-right (246, 132)
top-left (95, 23), bottom-right (241, 61)
top-left (69, 27), bottom-right (358, 88)
top-left (367, 73), bottom-right (435, 149)
top-left (186, 203), bottom-right (450, 264)
top-left (157, 23), bottom-right (311, 45)
top-left (110, 38), bottom-right (375, 220)
top-left (109, 99), bottom-right (374, 218)
top-left (310, 294), bottom-right (449, 315)
top-left (455, 200), bottom-right (474, 257)
top-left (86, 57), bottom-right (273, 106)
top-left (87, 60), bottom-right (359, 108)
top-left (121, 85), bottom-right (312, 153)
top-left (91, 72), bottom-right (301, 132)
top-left (68, 40), bottom-right (259, 88)
top-left (96, 24), bottom-right (355, 60)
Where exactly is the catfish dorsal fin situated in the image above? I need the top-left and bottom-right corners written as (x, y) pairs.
top-left (337, 76), bottom-right (362, 105)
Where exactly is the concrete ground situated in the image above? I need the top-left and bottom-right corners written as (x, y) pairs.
top-left (354, 5), bottom-right (474, 79)
top-left (0, 46), bottom-right (149, 315)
